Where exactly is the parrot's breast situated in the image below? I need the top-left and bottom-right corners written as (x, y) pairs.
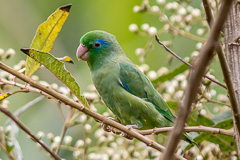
top-left (91, 60), bottom-right (171, 129)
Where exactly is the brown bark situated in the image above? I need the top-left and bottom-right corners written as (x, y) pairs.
top-left (224, 0), bottom-right (240, 157)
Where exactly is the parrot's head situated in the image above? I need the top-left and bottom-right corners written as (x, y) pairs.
top-left (76, 30), bottom-right (122, 69)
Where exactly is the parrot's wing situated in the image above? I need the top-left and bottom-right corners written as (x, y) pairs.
top-left (118, 62), bottom-right (175, 123)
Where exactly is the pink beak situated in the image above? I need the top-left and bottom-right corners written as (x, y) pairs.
top-left (76, 43), bottom-right (89, 61)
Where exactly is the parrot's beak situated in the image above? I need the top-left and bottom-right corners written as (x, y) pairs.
top-left (76, 43), bottom-right (89, 61)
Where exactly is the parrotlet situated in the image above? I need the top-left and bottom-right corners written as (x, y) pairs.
top-left (76, 30), bottom-right (195, 144)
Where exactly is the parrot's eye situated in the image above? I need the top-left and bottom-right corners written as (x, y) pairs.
top-left (92, 42), bottom-right (101, 49)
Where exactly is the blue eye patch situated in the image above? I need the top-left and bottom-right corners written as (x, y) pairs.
top-left (93, 39), bottom-right (108, 47)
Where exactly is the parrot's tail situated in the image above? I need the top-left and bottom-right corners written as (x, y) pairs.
top-left (183, 133), bottom-right (198, 146)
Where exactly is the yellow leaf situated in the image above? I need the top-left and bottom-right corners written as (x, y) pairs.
top-left (0, 93), bottom-right (11, 101)
top-left (25, 4), bottom-right (72, 76)
top-left (57, 56), bottom-right (74, 64)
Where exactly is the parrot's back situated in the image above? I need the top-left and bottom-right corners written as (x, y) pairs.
top-left (91, 55), bottom-right (173, 129)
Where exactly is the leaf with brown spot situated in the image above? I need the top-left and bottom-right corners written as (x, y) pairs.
top-left (25, 4), bottom-right (71, 76)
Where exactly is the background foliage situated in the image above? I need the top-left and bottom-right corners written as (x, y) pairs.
top-left (0, 0), bottom-right (236, 159)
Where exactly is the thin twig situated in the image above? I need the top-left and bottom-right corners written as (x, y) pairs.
top-left (147, 9), bottom-right (206, 42)
top-left (155, 36), bottom-right (192, 67)
top-left (0, 107), bottom-right (61, 160)
top-left (14, 96), bottom-right (44, 117)
top-left (0, 78), bottom-right (53, 99)
top-left (55, 125), bottom-right (68, 154)
top-left (138, 126), bottom-right (233, 137)
top-left (82, 125), bottom-right (90, 160)
top-left (11, 89), bottom-right (29, 94)
top-left (202, 0), bottom-right (214, 26)
top-left (59, 145), bottom-right (79, 152)
top-left (5, 96), bottom-right (44, 126)
top-left (155, 35), bottom-right (227, 89)
top-left (55, 108), bottom-right (72, 154)
top-left (202, 94), bottom-right (231, 107)
top-left (162, 1), bottom-right (234, 159)
top-left (0, 142), bottom-right (16, 160)
top-left (0, 62), bottom-right (185, 160)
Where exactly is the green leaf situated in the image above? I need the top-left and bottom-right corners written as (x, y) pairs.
top-left (5, 123), bottom-right (22, 158)
top-left (186, 110), bottom-right (234, 152)
top-left (25, 4), bottom-right (71, 76)
top-left (152, 63), bottom-right (189, 83)
top-left (192, 118), bottom-right (234, 152)
top-left (207, 134), bottom-right (235, 152)
top-left (6, 142), bottom-right (14, 153)
top-left (21, 48), bottom-right (89, 108)
top-left (188, 109), bottom-right (214, 126)
top-left (207, 118), bottom-right (234, 152)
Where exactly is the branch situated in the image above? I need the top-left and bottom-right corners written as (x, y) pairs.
top-left (5, 96), bottom-right (44, 126)
top-left (0, 78), bottom-right (53, 99)
top-left (202, 94), bottom-right (231, 107)
top-left (101, 125), bottom-right (233, 137)
top-left (99, 124), bottom-right (233, 137)
top-left (202, 0), bottom-right (214, 26)
top-left (155, 35), bottom-right (227, 89)
top-left (14, 96), bottom-right (44, 117)
top-left (0, 107), bottom-right (61, 160)
top-left (0, 62), bottom-right (186, 160)
top-left (162, 1), bottom-right (234, 159)
top-left (203, 0), bottom-right (240, 156)
top-left (55, 125), bottom-right (68, 155)
top-left (147, 8), bottom-right (206, 42)
top-left (221, 0), bottom-right (240, 157)
top-left (138, 126), bottom-right (233, 137)
top-left (55, 108), bottom-right (72, 154)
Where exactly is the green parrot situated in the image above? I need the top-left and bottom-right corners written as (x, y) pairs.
top-left (76, 30), bottom-right (195, 144)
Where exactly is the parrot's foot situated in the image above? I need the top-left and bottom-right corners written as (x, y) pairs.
top-left (120, 124), bottom-right (139, 140)
top-left (101, 123), bottom-right (111, 132)
top-left (101, 117), bottom-right (120, 132)
top-left (126, 124), bottom-right (139, 129)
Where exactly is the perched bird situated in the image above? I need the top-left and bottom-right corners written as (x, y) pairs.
top-left (76, 30), bottom-right (195, 144)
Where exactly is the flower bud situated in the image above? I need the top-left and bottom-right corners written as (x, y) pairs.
top-left (4, 48), bottom-right (15, 59)
top-left (156, 0), bottom-right (165, 5)
top-left (148, 27), bottom-right (157, 35)
top-left (36, 131), bottom-right (45, 139)
top-left (64, 135), bottom-right (73, 145)
top-left (47, 132), bottom-right (54, 141)
top-left (141, 23), bottom-right (149, 31)
top-left (129, 24), bottom-right (138, 32)
top-left (75, 139), bottom-right (84, 147)
top-left (151, 6), bottom-right (160, 13)
top-left (133, 6), bottom-right (141, 13)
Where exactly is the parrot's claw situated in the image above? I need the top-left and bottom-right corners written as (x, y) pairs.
top-left (101, 117), bottom-right (120, 132)
top-left (120, 132), bottom-right (133, 140)
top-left (126, 124), bottom-right (139, 129)
top-left (101, 123), bottom-right (111, 132)
top-left (120, 124), bottom-right (139, 140)
top-left (101, 118), bottom-right (139, 140)
top-left (107, 117), bottom-right (118, 122)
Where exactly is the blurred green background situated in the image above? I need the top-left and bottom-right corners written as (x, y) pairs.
top-left (0, 0), bottom-right (226, 159)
